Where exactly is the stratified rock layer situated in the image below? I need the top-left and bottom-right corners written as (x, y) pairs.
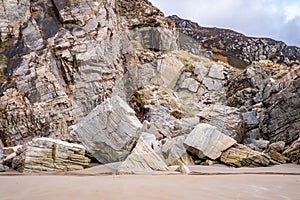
top-left (70, 95), bottom-right (142, 164)
top-left (283, 137), bottom-right (300, 164)
top-left (221, 144), bottom-right (271, 167)
top-left (12, 137), bottom-right (90, 172)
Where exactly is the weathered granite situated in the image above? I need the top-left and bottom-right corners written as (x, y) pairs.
top-left (12, 138), bottom-right (90, 173)
top-left (220, 144), bottom-right (271, 167)
top-left (118, 138), bottom-right (168, 174)
top-left (184, 123), bottom-right (236, 160)
top-left (70, 95), bottom-right (142, 164)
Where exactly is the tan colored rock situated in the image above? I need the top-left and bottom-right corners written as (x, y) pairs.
top-left (175, 163), bottom-right (190, 174)
top-left (12, 138), bottom-right (90, 173)
top-left (268, 150), bottom-right (287, 164)
top-left (118, 138), bottom-right (168, 174)
top-left (184, 123), bottom-right (236, 160)
top-left (220, 144), bottom-right (271, 167)
top-left (283, 138), bottom-right (300, 164)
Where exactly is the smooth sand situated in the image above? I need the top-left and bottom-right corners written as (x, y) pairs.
top-left (1, 165), bottom-right (300, 200)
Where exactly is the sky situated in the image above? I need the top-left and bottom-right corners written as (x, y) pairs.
top-left (149, 0), bottom-right (300, 47)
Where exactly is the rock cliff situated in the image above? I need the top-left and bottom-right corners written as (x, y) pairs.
top-left (0, 0), bottom-right (299, 173)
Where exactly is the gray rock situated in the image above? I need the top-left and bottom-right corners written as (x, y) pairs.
top-left (0, 150), bottom-right (4, 172)
top-left (70, 95), bottom-right (142, 164)
top-left (161, 135), bottom-right (195, 166)
top-left (118, 138), bottom-right (168, 174)
top-left (242, 111), bottom-right (259, 129)
top-left (198, 104), bottom-right (245, 142)
top-left (269, 141), bottom-right (286, 153)
top-left (184, 123), bottom-right (236, 160)
top-left (129, 27), bottom-right (178, 52)
top-left (208, 64), bottom-right (225, 80)
top-left (12, 138), bottom-right (90, 173)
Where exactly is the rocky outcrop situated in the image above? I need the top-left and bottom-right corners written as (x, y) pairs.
top-left (0, 0), bottom-right (129, 146)
top-left (220, 144), bottom-right (271, 167)
top-left (168, 15), bottom-right (300, 67)
top-left (70, 95), bottom-right (142, 164)
top-left (116, 0), bottom-right (174, 30)
top-left (227, 62), bottom-right (300, 145)
top-left (184, 123), bottom-right (236, 160)
top-left (12, 138), bottom-right (90, 172)
top-left (118, 137), bottom-right (168, 174)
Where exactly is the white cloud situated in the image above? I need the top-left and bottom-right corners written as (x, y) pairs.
top-left (149, 0), bottom-right (300, 46)
top-left (284, 4), bottom-right (300, 22)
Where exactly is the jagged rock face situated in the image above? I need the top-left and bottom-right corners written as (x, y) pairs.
top-left (12, 137), bottom-right (90, 172)
top-left (0, 0), bottom-right (132, 146)
top-left (70, 95), bottom-right (142, 164)
top-left (168, 15), bottom-right (300, 67)
top-left (116, 0), bottom-right (174, 30)
top-left (226, 63), bottom-right (300, 145)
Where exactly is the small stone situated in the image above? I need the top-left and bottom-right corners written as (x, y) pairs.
top-left (269, 141), bottom-right (285, 153)
top-left (175, 163), bottom-right (190, 174)
top-left (208, 64), bottom-right (225, 80)
top-left (268, 150), bottom-right (287, 164)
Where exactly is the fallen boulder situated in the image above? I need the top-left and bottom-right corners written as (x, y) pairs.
top-left (220, 144), bottom-right (271, 167)
top-left (184, 123), bottom-right (236, 160)
top-left (283, 138), bottom-right (300, 164)
top-left (12, 138), bottom-right (90, 172)
top-left (70, 95), bottom-right (142, 164)
top-left (118, 138), bottom-right (168, 174)
top-left (198, 104), bottom-right (245, 142)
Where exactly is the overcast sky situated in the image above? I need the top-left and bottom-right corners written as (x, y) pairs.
top-left (149, 0), bottom-right (300, 47)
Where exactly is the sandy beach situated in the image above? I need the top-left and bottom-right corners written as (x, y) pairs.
top-left (1, 164), bottom-right (299, 200)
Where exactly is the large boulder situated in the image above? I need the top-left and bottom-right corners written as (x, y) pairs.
top-left (70, 95), bottom-right (142, 164)
top-left (220, 144), bottom-right (271, 167)
top-left (184, 123), bottom-right (236, 160)
top-left (198, 104), bottom-right (245, 142)
top-left (12, 138), bottom-right (90, 173)
top-left (227, 64), bottom-right (300, 145)
top-left (118, 138), bottom-right (168, 174)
